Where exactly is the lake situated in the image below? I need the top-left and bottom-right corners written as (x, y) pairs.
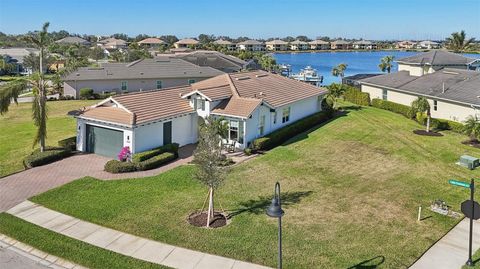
top-left (272, 51), bottom-right (480, 85)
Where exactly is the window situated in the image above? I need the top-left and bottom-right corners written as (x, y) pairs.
top-left (382, 89), bottom-right (388, 100)
top-left (188, 79), bottom-right (196, 85)
top-left (273, 111), bottom-right (277, 124)
top-left (121, 81), bottom-right (128, 91)
top-left (433, 100), bottom-right (438, 111)
top-left (229, 120), bottom-right (239, 141)
top-left (195, 98), bottom-right (205, 111)
top-left (156, 80), bottom-right (162, 89)
top-left (282, 107), bottom-right (290, 123)
top-left (259, 115), bottom-right (265, 136)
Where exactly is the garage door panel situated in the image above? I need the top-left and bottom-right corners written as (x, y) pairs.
top-left (86, 125), bottom-right (123, 158)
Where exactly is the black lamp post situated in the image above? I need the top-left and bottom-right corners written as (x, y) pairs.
top-left (266, 182), bottom-right (284, 269)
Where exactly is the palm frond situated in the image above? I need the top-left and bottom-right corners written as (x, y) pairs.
top-left (0, 79), bottom-right (28, 114)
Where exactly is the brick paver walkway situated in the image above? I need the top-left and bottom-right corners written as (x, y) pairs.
top-left (7, 201), bottom-right (271, 269)
top-left (0, 145), bottom-right (195, 212)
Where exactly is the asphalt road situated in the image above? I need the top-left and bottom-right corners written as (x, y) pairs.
top-left (0, 247), bottom-right (50, 269)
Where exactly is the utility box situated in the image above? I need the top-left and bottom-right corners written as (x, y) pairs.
top-left (458, 155), bottom-right (480, 170)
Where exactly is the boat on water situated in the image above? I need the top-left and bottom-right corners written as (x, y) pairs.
top-left (290, 66), bottom-right (323, 86)
top-left (278, 64), bottom-right (291, 76)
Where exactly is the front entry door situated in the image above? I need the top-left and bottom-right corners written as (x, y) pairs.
top-left (163, 121), bottom-right (172, 145)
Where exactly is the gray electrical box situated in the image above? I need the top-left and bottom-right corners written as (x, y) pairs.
top-left (458, 155), bottom-right (480, 170)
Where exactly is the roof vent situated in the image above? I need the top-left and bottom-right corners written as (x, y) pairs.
top-left (76, 73), bottom-right (80, 76)
top-left (140, 72), bottom-right (144, 75)
top-left (236, 76), bottom-right (250, 81)
top-left (256, 74), bottom-right (268, 78)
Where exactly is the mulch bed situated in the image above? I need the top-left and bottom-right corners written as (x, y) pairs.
top-left (188, 211), bottom-right (228, 228)
top-left (462, 139), bottom-right (480, 148)
top-left (413, 130), bottom-right (444, 137)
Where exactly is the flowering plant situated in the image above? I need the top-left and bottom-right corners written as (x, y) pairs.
top-left (118, 146), bottom-right (131, 162)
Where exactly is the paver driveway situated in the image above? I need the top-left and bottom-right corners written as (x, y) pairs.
top-left (0, 145), bottom-right (195, 212)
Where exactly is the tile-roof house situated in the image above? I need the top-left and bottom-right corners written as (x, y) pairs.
top-left (174, 38), bottom-right (199, 48)
top-left (265, 40), bottom-right (289, 51)
top-left (55, 36), bottom-right (91, 46)
top-left (330, 40), bottom-right (352, 50)
top-left (72, 71), bottom-right (327, 157)
top-left (289, 40), bottom-right (309, 51)
top-left (308, 40), bottom-right (330, 50)
top-left (138, 38), bottom-right (166, 48)
top-left (63, 57), bottom-right (224, 98)
top-left (97, 38), bottom-right (128, 49)
top-left (352, 40), bottom-right (376, 50)
top-left (213, 39), bottom-right (236, 50)
top-left (236, 40), bottom-right (265, 51)
top-left (174, 50), bottom-right (250, 73)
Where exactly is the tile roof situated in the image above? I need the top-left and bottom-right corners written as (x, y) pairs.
top-left (81, 106), bottom-right (134, 125)
top-left (237, 40), bottom-right (264, 45)
top-left (138, 38), bottom-right (166, 45)
top-left (64, 57), bottom-right (224, 81)
top-left (290, 40), bottom-right (308, 45)
top-left (213, 39), bottom-right (234, 45)
top-left (98, 38), bottom-right (126, 45)
top-left (175, 38), bottom-right (199, 45)
top-left (309, 40), bottom-right (329, 45)
top-left (396, 50), bottom-right (477, 66)
top-left (265, 40), bottom-right (288, 45)
top-left (55, 36), bottom-right (90, 45)
top-left (360, 68), bottom-right (480, 106)
top-left (211, 97), bottom-right (262, 118)
top-left (331, 40), bottom-right (351, 45)
top-left (176, 50), bottom-right (247, 73)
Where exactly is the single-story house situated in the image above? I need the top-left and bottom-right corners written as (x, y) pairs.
top-left (396, 41), bottom-right (416, 49)
top-left (265, 40), bottom-right (289, 51)
top-left (97, 38), bottom-right (128, 50)
top-left (417, 41), bottom-right (440, 50)
top-left (72, 71), bottom-right (327, 158)
top-left (174, 38), bottom-right (199, 49)
top-left (138, 37), bottom-right (166, 48)
top-left (236, 40), bottom-right (266, 51)
top-left (360, 68), bottom-right (480, 122)
top-left (55, 36), bottom-right (91, 46)
top-left (63, 57), bottom-right (224, 98)
top-left (0, 48), bottom-right (39, 75)
top-left (397, 50), bottom-right (479, 76)
top-left (308, 40), bottom-right (330, 50)
top-left (173, 50), bottom-right (251, 73)
top-left (213, 39), bottom-right (236, 51)
top-left (290, 40), bottom-right (309, 51)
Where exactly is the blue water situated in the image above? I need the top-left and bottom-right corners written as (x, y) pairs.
top-left (272, 51), bottom-right (480, 85)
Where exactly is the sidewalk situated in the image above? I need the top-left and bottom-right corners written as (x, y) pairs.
top-left (7, 201), bottom-right (272, 269)
top-left (410, 218), bottom-right (480, 269)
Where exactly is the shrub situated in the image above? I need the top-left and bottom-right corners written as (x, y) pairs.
top-left (132, 143), bottom-right (179, 163)
top-left (371, 99), bottom-right (414, 119)
top-left (343, 86), bottom-right (370, 106)
top-left (104, 160), bottom-right (136, 173)
top-left (24, 147), bottom-right (72, 168)
top-left (252, 111), bottom-right (329, 151)
top-left (321, 98), bottom-right (334, 118)
top-left (135, 152), bottom-right (176, 171)
top-left (431, 118), bottom-right (464, 133)
top-left (58, 136), bottom-right (76, 151)
top-left (79, 88), bottom-right (94, 99)
top-left (244, 148), bottom-right (252, 156)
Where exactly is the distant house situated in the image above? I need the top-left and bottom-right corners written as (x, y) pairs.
top-left (289, 40), bottom-right (309, 51)
top-left (359, 51), bottom-right (480, 122)
top-left (265, 40), bottom-right (289, 51)
top-left (0, 48), bottom-right (39, 75)
top-left (213, 39), bottom-right (236, 51)
top-left (353, 40), bottom-right (377, 50)
top-left (174, 38), bottom-right (199, 49)
top-left (236, 40), bottom-right (265, 51)
top-left (55, 36), bottom-right (91, 46)
top-left (396, 41), bottom-right (416, 49)
top-left (396, 50), bottom-right (479, 76)
top-left (98, 38), bottom-right (128, 50)
top-left (331, 40), bottom-right (352, 50)
top-left (138, 38), bottom-right (166, 48)
top-left (308, 40), bottom-right (330, 50)
top-left (174, 50), bottom-right (251, 73)
top-left (417, 41), bottom-right (440, 50)
top-left (63, 57), bottom-right (224, 98)
top-left (72, 71), bottom-right (327, 157)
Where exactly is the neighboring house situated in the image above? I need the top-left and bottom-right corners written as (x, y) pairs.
top-left (417, 41), bottom-right (440, 49)
top-left (55, 36), bottom-right (91, 46)
top-left (353, 40), bottom-right (377, 50)
top-left (213, 39), bottom-right (236, 51)
top-left (174, 38), bottom-right (199, 49)
top-left (236, 40), bottom-right (265, 51)
top-left (98, 38), bottom-right (128, 49)
top-left (360, 68), bottom-right (480, 122)
top-left (0, 48), bottom-right (39, 75)
top-left (342, 73), bottom-right (382, 88)
top-left (396, 40), bottom-right (417, 49)
top-left (63, 57), bottom-right (224, 98)
top-left (72, 71), bottom-right (327, 157)
top-left (138, 37), bottom-right (166, 48)
top-left (330, 40), bottom-right (352, 50)
top-left (290, 40), bottom-right (309, 51)
top-left (265, 40), bottom-right (289, 51)
top-left (174, 50), bottom-right (250, 73)
top-left (396, 50), bottom-right (479, 76)
top-left (308, 40), bottom-right (330, 50)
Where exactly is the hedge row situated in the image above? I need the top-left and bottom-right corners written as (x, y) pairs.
top-left (135, 152), bottom-right (176, 171)
top-left (252, 111), bottom-right (330, 151)
top-left (344, 86), bottom-right (370, 106)
top-left (24, 147), bottom-right (72, 168)
top-left (58, 136), bottom-right (76, 151)
top-left (104, 160), bottom-right (136, 173)
top-left (371, 98), bottom-right (415, 119)
top-left (132, 143), bottom-right (179, 163)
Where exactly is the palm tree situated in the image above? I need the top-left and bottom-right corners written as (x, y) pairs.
top-left (326, 83), bottom-right (345, 109)
top-left (0, 22), bottom-right (51, 152)
top-left (411, 97), bottom-right (431, 132)
top-left (379, 55), bottom-right (395, 73)
top-left (332, 63), bottom-right (347, 79)
top-left (446, 30), bottom-right (475, 52)
top-left (463, 116), bottom-right (480, 141)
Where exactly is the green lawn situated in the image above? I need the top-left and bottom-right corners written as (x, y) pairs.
top-left (0, 100), bottom-right (97, 177)
top-left (11, 105), bottom-right (480, 268)
top-left (0, 213), bottom-right (169, 269)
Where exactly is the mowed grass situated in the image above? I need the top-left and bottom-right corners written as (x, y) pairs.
top-left (25, 105), bottom-right (480, 268)
top-left (0, 100), bottom-right (96, 177)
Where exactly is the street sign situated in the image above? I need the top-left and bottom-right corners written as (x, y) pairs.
top-left (449, 179), bottom-right (471, 188)
top-left (461, 200), bottom-right (480, 220)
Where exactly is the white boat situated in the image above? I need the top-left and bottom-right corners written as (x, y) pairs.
top-left (290, 66), bottom-right (323, 86)
top-left (278, 64), bottom-right (291, 76)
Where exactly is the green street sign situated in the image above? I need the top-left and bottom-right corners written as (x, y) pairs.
top-left (449, 179), bottom-right (471, 188)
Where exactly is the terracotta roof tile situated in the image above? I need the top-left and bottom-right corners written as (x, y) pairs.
top-left (211, 97), bottom-right (262, 118)
top-left (82, 107), bottom-right (134, 125)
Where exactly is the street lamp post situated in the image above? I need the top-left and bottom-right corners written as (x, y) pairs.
top-left (266, 182), bottom-right (284, 269)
